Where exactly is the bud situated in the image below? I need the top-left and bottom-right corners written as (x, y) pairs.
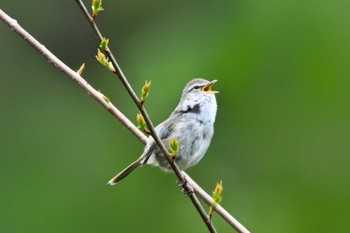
top-left (101, 93), bottom-right (110, 104)
top-left (92, 0), bottom-right (104, 18)
top-left (95, 49), bottom-right (116, 72)
top-left (99, 37), bottom-right (109, 51)
top-left (169, 138), bottom-right (179, 158)
top-left (136, 113), bottom-right (149, 134)
top-left (77, 63), bottom-right (85, 75)
top-left (140, 81), bottom-right (151, 104)
top-left (209, 181), bottom-right (223, 218)
top-left (212, 181), bottom-right (223, 204)
top-left (97, 90), bottom-right (110, 105)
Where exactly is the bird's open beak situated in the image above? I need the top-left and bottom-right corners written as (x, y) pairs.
top-left (201, 80), bottom-right (219, 94)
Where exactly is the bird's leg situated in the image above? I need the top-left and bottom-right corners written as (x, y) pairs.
top-left (176, 178), bottom-right (185, 186)
top-left (176, 178), bottom-right (194, 196)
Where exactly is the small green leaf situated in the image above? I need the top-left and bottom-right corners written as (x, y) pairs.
top-left (97, 90), bottom-right (110, 103)
top-left (140, 81), bottom-right (151, 104)
top-left (136, 113), bottom-right (149, 134)
top-left (95, 49), bottom-right (116, 72)
top-left (99, 37), bottom-right (109, 51)
top-left (102, 94), bottom-right (110, 103)
top-left (209, 181), bottom-right (223, 219)
top-left (169, 138), bottom-right (179, 157)
top-left (212, 181), bottom-right (223, 205)
top-left (91, 0), bottom-right (104, 18)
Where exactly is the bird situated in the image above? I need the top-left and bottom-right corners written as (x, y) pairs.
top-left (108, 78), bottom-right (218, 185)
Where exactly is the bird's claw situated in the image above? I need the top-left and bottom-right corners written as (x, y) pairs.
top-left (176, 179), bottom-right (194, 196)
top-left (176, 179), bottom-right (185, 187)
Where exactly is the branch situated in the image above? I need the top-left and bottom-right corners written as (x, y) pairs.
top-left (0, 8), bottom-right (250, 233)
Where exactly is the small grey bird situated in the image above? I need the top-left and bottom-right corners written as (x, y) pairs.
top-left (108, 78), bottom-right (218, 185)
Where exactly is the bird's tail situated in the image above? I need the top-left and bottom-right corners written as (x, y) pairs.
top-left (107, 156), bottom-right (144, 185)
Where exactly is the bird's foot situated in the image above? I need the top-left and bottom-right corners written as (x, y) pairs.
top-left (176, 179), bottom-right (194, 196)
top-left (176, 178), bottom-right (185, 187)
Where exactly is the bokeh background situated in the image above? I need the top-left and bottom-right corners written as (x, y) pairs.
top-left (1, 0), bottom-right (349, 232)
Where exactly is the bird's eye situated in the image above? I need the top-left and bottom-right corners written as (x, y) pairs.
top-left (192, 85), bottom-right (201, 90)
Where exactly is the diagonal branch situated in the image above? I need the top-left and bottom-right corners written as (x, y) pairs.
top-left (0, 8), bottom-right (250, 233)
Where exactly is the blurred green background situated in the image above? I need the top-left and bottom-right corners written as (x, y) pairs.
top-left (1, 0), bottom-right (349, 232)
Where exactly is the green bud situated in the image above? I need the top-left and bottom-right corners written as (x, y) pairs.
top-left (136, 113), bottom-right (149, 134)
top-left (140, 81), bottom-right (151, 104)
top-left (212, 181), bottom-right (223, 205)
top-left (102, 94), bottom-right (110, 104)
top-left (99, 37), bottom-right (109, 51)
top-left (209, 181), bottom-right (223, 219)
top-left (92, 0), bottom-right (104, 18)
top-left (97, 90), bottom-right (110, 104)
top-left (95, 49), bottom-right (116, 72)
top-left (169, 138), bottom-right (179, 157)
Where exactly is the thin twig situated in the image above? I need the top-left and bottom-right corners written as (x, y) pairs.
top-left (75, 1), bottom-right (217, 232)
top-left (0, 8), bottom-right (250, 233)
